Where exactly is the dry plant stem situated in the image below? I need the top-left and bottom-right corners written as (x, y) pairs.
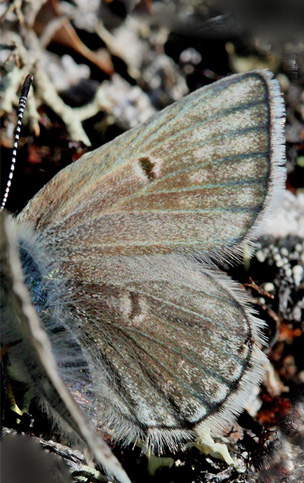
top-left (3, 28), bottom-right (92, 144)
top-left (2, 428), bottom-right (109, 482)
top-left (72, 74), bottom-right (155, 131)
top-left (72, 76), bottom-right (127, 123)
top-left (245, 278), bottom-right (275, 299)
top-left (2, 6), bottom-right (153, 143)
top-left (96, 19), bottom-right (149, 79)
top-left (0, 0), bottom-right (24, 23)
top-left (3, 49), bottom-right (95, 145)
top-left (1, 54), bottom-right (38, 133)
top-left (34, 65), bottom-right (91, 145)
top-left (13, 0), bottom-right (49, 28)
top-left (24, 29), bottom-right (91, 145)
top-left (38, 15), bottom-right (69, 49)
top-left (1, 66), bottom-right (26, 113)
top-left (96, 23), bottom-right (123, 59)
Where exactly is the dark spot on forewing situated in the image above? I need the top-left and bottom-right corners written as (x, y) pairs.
top-left (138, 156), bottom-right (157, 182)
top-left (129, 292), bottom-right (142, 319)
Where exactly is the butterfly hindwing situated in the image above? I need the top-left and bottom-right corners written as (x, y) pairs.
top-left (58, 253), bottom-right (267, 449)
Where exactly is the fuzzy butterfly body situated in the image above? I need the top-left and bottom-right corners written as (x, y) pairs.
top-left (1, 70), bottom-right (285, 465)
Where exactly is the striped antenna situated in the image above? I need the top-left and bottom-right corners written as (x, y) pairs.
top-left (1, 73), bottom-right (34, 211)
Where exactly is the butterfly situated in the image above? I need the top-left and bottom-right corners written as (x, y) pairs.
top-left (1, 69), bottom-right (286, 479)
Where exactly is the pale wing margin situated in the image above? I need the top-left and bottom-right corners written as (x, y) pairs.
top-left (62, 253), bottom-right (268, 451)
top-left (19, 70), bottom-right (286, 265)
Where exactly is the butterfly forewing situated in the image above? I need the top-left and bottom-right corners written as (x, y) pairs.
top-left (18, 70), bottom-right (285, 264)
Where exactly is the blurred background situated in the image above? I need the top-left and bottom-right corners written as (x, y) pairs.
top-left (1, 1), bottom-right (303, 482)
